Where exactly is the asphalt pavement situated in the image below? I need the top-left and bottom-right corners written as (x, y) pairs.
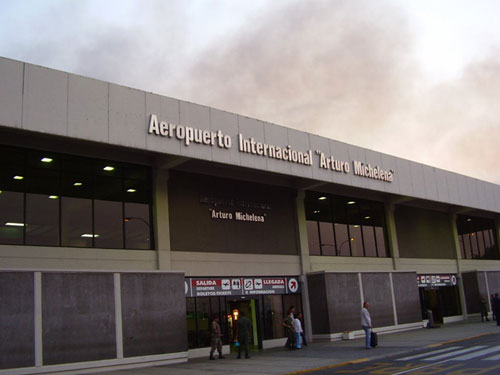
top-left (93, 318), bottom-right (500, 375)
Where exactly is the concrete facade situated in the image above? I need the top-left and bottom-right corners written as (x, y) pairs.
top-left (1, 56), bottom-right (500, 374)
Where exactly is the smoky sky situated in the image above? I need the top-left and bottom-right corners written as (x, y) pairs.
top-left (1, 0), bottom-right (499, 184)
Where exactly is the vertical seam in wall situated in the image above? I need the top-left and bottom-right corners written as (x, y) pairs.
top-left (34, 272), bottom-right (43, 367)
top-left (389, 273), bottom-right (398, 325)
top-left (107, 84), bottom-right (110, 141)
top-left (21, 63), bottom-right (26, 128)
top-left (66, 73), bottom-right (69, 136)
top-left (114, 273), bottom-right (124, 359)
top-left (358, 273), bottom-right (364, 306)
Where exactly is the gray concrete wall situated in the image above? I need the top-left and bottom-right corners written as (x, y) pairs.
top-left (1, 56), bottom-right (499, 214)
top-left (42, 273), bottom-right (116, 365)
top-left (0, 272), bottom-right (34, 369)
top-left (462, 271), bottom-right (481, 314)
top-left (392, 272), bottom-right (422, 324)
top-left (306, 273), bottom-right (329, 335)
top-left (0, 270), bottom-right (186, 372)
top-left (361, 273), bottom-right (394, 327)
top-left (121, 273), bottom-right (187, 357)
top-left (326, 273), bottom-right (362, 332)
top-left (307, 271), bottom-right (421, 336)
top-left (168, 171), bottom-right (299, 255)
top-left (395, 205), bottom-right (456, 259)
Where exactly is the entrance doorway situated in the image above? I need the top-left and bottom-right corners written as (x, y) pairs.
top-left (419, 286), bottom-right (462, 323)
top-left (227, 298), bottom-right (260, 352)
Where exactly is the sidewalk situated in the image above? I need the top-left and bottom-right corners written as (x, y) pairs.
top-left (95, 318), bottom-right (499, 375)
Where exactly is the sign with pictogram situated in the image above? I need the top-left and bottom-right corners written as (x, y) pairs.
top-left (186, 276), bottom-right (300, 297)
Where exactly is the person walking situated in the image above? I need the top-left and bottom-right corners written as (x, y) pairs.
top-left (480, 296), bottom-right (489, 322)
top-left (492, 293), bottom-right (500, 326)
top-left (293, 313), bottom-right (303, 349)
top-left (361, 301), bottom-right (372, 349)
top-left (298, 312), bottom-right (307, 346)
top-left (236, 311), bottom-right (251, 359)
top-left (209, 316), bottom-right (225, 360)
top-left (491, 294), bottom-right (497, 321)
top-left (282, 307), bottom-right (296, 350)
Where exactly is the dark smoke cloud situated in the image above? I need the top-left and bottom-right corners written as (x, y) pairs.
top-left (171, 0), bottom-right (500, 184)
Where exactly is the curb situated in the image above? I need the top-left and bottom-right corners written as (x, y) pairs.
top-left (283, 358), bottom-right (369, 375)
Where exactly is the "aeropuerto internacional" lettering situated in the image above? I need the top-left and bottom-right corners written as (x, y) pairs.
top-left (148, 114), bottom-right (395, 183)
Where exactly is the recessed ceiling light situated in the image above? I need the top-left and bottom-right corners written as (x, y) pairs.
top-left (13, 175), bottom-right (23, 180)
top-left (5, 222), bottom-right (24, 227)
top-left (318, 196), bottom-right (327, 200)
top-left (103, 166), bottom-right (115, 171)
top-left (347, 201), bottom-right (356, 205)
top-left (49, 195), bottom-right (59, 199)
top-left (81, 234), bottom-right (99, 238)
top-left (364, 216), bottom-right (371, 220)
top-left (466, 218), bottom-right (472, 222)
top-left (73, 182), bottom-right (83, 186)
top-left (41, 157), bottom-right (53, 163)
top-left (313, 210), bottom-right (320, 214)
top-left (127, 188), bottom-right (136, 193)
top-left (354, 225), bottom-right (360, 228)
top-left (0, 190), bottom-right (2, 194)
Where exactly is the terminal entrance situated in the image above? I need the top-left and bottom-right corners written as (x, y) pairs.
top-left (227, 298), bottom-right (261, 352)
top-left (417, 274), bottom-right (461, 324)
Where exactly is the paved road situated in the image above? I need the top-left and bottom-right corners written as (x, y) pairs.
top-left (302, 333), bottom-right (500, 375)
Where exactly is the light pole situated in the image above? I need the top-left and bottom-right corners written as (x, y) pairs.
top-left (124, 217), bottom-right (150, 228)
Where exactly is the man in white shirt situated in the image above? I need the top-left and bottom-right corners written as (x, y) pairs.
top-left (361, 301), bottom-right (372, 349)
top-left (293, 313), bottom-right (303, 349)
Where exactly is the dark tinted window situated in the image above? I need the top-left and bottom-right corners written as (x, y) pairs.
top-left (25, 193), bottom-right (59, 246)
top-left (0, 191), bottom-right (24, 244)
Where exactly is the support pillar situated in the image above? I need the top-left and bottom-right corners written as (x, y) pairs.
top-left (153, 169), bottom-right (172, 270)
top-left (384, 200), bottom-right (400, 270)
top-left (450, 212), bottom-right (468, 318)
top-left (296, 190), bottom-right (313, 344)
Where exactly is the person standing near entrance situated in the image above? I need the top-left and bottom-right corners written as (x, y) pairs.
top-left (361, 301), bottom-right (372, 349)
top-left (492, 293), bottom-right (500, 326)
top-left (282, 306), bottom-right (296, 350)
top-left (236, 311), bottom-right (251, 359)
top-left (209, 316), bottom-right (225, 360)
top-left (480, 296), bottom-right (490, 322)
top-left (293, 313), bottom-right (303, 349)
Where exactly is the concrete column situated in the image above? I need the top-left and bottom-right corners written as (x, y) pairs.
top-left (296, 190), bottom-right (313, 343)
top-left (449, 212), bottom-right (468, 318)
top-left (153, 168), bottom-right (172, 270)
top-left (384, 200), bottom-right (400, 270)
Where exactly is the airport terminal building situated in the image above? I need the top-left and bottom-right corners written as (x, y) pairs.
top-left (1, 56), bottom-right (500, 374)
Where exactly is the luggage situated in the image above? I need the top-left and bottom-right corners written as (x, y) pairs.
top-left (370, 331), bottom-right (378, 348)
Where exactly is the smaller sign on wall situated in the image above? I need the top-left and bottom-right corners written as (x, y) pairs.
top-left (185, 276), bottom-right (300, 297)
top-left (417, 274), bottom-right (457, 288)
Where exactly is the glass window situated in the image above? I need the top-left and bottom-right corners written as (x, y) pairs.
top-left (319, 222), bottom-right (335, 256)
top-left (477, 231), bottom-right (486, 258)
top-left (348, 225), bottom-right (363, 256)
top-left (459, 235), bottom-right (466, 259)
top-left (375, 226), bottom-right (388, 257)
top-left (471, 233), bottom-right (479, 258)
top-left (362, 226), bottom-right (377, 257)
top-left (61, 197), bottom-right (92, 247)
top-left (0, 144), bottom-right (153, 250)
top-left (186, 298), bottom-right (197, 349)
top-left (94, 200), bottom-right (123, 248)
top-left (334, 223), bottom-right (351, 256)
top-left (306, 221), bottom-right (320, 255)
top-left (0, 191), bottom-right (24, 245)
top-left (463, 233), bottom-right (472, 259)
top-left (124, 202), bottom-right (151, 249)
top-left (262, 295), bottom-right (284, 340)
top-left (196, 297), bottom-right (211, 348)
top-left (25, 193), bottom-right (59, 246)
